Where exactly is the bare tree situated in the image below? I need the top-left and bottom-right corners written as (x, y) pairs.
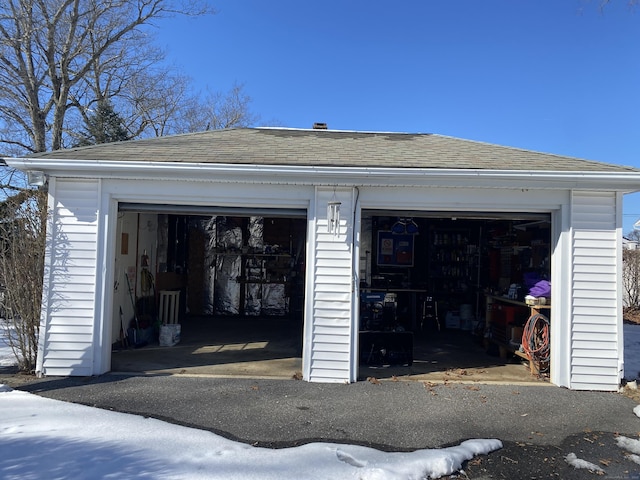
top-left (66, 34), bottom-right (183, 139)
top-left (623, 230), bottom-right (640, 311)
top-left (0, 0), bottom-right (214, 371)
top-left (63, 31), bottom-right (260, 140)
top-left (0, 0), bottom-right (212, 155)
top-left (623, 248), bottom-right (640, 307)
top-left (122, 65), bottom-right (199, 137)
top-left (97, 71), bottom-right (261, 138)
top-left (197, 83), bottom-right (260, 131)
top-left (0, 188), bottom-right (47, 372)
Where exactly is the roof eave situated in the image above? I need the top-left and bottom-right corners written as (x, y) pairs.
top-left (5, 157), bottom-right (640, 192)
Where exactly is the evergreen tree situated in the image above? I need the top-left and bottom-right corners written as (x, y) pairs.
top-left (77, 101), bottom-right (130, 146)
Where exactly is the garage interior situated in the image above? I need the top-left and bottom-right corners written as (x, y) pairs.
top-left (111, 208), bottom-right (308, 377)
top-left (111, 207), bottom-right (552, 384)
top-left (357, 211), bottom-right (551, 383)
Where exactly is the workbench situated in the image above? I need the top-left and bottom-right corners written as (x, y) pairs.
top-left (359, 288), bottom-right (429, 331)
top-left (485, 294), bottom-right (551, 373)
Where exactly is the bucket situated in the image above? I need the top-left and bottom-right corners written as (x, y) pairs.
top-left (159, 323), bottom-right (181, 347)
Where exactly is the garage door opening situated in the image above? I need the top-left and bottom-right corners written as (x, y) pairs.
top-left (358, 211), bottom-right (552, 383)
top-left (110, 206), bottom-right (307, 377)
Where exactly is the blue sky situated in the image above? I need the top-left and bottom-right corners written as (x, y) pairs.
top-left (154, 1), bottom-right (640, 232)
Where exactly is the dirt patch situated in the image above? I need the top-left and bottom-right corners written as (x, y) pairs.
top-left (0, 367), bottom-right (37, 389)
top-left (624, 306), bottom-right (640, 325)
top-left (445, 431), bottom-right (640, 480)
top-left (622, 384), bottom-right (640, 403)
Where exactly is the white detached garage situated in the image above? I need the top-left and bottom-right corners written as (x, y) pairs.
top-left (5, 127), bottom-right (640, 391)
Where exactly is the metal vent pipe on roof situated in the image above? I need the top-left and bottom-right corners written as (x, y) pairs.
top-left (313, 123), bottom-right (327, 129)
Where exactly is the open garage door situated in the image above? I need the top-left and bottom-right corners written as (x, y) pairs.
top-left (358, 211), bottom-right (552, 383)
top-left (111, 204), bottom-right (307, 378)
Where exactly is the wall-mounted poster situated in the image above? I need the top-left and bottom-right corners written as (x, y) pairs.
top-left (377, 231), bottom-right (414, 267)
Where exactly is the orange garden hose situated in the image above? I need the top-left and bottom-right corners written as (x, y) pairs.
top-left (522, 313), bottom-right (550, 375)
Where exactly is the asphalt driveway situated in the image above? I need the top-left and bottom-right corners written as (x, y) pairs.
top-left (6, 373), bottom-right (640, 479)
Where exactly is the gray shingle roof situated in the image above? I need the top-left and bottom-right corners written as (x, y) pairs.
top-left (26, 128), bottom-right (639, 172)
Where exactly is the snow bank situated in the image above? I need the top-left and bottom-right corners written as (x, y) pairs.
top-left (0, 386), bottom-right (502, 480)
top-left (616, 435), bottom-right (640, 455)
top-left (564, 453), bottom-right (604, 473)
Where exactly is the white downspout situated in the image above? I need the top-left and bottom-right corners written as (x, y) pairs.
top-left (615, 191), bottom-right (625, 387)
top-left (301, 191), bottom-right (317, 381)
top-left (350, 187), bottom-right (361, 383)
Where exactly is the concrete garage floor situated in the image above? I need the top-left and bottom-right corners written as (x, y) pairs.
top-left (112, 316), bottom-right (304, 378)
top-left (111, 316), bottom-right (548, 385)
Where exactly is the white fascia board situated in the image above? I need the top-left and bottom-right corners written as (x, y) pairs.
top-left (6, 157), bottom-right (640, 192)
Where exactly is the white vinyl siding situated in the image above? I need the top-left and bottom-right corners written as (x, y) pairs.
top-left (307, 188), bottom-right (354, 382)
top-left (570, 191), bottom-right (621, 391)
top-left (37, 179), bottom-right (99, 376)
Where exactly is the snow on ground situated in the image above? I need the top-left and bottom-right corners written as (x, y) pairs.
top-left (564, 453), bottom-right (604, 473)
top-left (2, 323), bottom-right (640, 478)
top-left (0, 320), bottom-right (16, 367)
top-left (0, 386), bottom-right (501, 480)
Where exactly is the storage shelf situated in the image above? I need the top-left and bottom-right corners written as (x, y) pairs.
top-left (214, 253), bottom-right (291, 257)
